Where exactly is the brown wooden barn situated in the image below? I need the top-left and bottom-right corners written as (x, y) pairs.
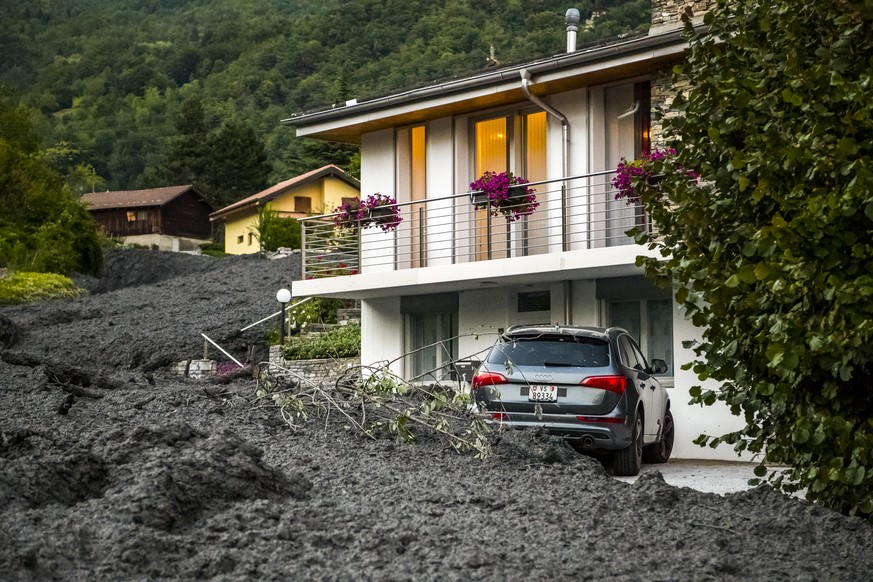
top-left (82, 185), bottom-right (213, 251)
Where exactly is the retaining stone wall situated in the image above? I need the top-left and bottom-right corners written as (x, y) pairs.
top-left (269, 345), bottom-right (360, 385)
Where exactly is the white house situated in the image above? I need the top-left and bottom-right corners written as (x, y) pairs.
top-left (283, 1), bottom-right (745, 460)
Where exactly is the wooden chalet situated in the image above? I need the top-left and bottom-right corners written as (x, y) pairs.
top-left (82, 185), bottom-right (213, 251)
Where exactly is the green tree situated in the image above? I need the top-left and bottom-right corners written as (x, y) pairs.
top-left (0, 97), bottom-right (102, 276)
top-left (0, 0), bottom-right (651, 190)
top-left (161, 100), bottom-right (271, 208)
top-left (161, 96), bottom-right (214, 190)
top-left (634, 1), bottom-right (873, 517)
top-left (201, 118), bottom-right (271, 208)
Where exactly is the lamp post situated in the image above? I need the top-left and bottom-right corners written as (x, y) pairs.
top-left (276, 288), bottom-right (291, 346)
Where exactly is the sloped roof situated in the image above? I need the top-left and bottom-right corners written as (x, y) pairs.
top-left (209, 165), bottom-right (359, 221)
top-left (282, 25), bottom-right (698, 144)
top-left (81, 185), bottom-right (200, 210)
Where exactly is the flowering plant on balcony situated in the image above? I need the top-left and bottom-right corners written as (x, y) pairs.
top-left (469, 171), bottom-right (538, 222)
top-left (332, 193), bottom-right (402, 232)
top-left (612, 147), bottom-right (698, 204)
top-left (361, 193), bottom-right (402, 232)
top-left (332, 197), bottom-right (364, 229)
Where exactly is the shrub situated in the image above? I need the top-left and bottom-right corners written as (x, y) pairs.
top-left (281, 325), bottom-right (360, 360)
top-left (288, 297), bottom-right (351, 327)
top-left (255, 207), bottom-right (301, 251)
top-left (0, 271), bottom-right (83, 304)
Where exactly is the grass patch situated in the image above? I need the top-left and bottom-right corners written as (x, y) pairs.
top-left (0, 271), bottom-right (84, 304)
top-left (199, 241), bottom-right (228, 258)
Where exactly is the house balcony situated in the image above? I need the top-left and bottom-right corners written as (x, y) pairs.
top-left (295, 171), bottom-right (658, 299)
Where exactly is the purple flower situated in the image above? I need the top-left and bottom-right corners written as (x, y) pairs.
top-left (470, 171), bottom-right (539, 222)
top-left (611, 148), bottom-right (682, 204)
top-left (332, 193), bottom-right (403, 232)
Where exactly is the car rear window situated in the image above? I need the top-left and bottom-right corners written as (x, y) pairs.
top-left (486, 336), bottom-right (610, 368)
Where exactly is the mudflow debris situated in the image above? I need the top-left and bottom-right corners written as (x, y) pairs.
top-left (1, 248), bottom-right (871, 580)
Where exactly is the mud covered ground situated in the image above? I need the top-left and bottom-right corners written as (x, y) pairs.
top-left (1, 248), bottom-right (872, 581)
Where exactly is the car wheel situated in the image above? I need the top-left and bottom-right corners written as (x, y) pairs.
top-left (643, 409), bottom-right (674, 464)
top-left (612, 412), bottom-right (643, 476)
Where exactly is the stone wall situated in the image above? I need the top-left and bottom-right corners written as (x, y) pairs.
top-left (649, 0), bottom-right (713, 147)
top-left (651, 0), bottom-right (716, 29)
top-left (173, 359), bottom-right (218, 379)
top-left (650, 68), bottom-right (692, 149)
top-left (269, 345), bottom-right (360, 385)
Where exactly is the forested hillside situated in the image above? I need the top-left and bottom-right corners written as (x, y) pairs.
top-left (1, 0), bottom-right (649, 208)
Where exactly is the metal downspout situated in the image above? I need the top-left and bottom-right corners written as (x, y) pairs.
top-left (521, 69), bottom-right (573, 324)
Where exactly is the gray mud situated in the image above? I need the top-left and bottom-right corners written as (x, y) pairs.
top-left (1, 248), bottom-right (871, 580)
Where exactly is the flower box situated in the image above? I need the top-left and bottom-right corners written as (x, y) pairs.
top-left (469, 171), bottom-right (538, 222)
top-left (333, 193), bottom-right (402, 232)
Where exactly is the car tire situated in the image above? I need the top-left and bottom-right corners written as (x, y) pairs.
top-left (643, 409), bottom-right (674, 464)
top-left (612, 412), bottom-right (643, 476)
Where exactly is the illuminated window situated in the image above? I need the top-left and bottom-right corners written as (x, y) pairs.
top-left (522, 111), bottom-right (549, 255)
top-left (396, 124), bottom-right (427, 267)
top-left (474, 117), bottom-right (508, 176)
top-left (127, 211), bottom-right (136, 222)
top-left (523, 111), bottom-right (547, 183)
top-left (472, 112), bottom-right (547, 258)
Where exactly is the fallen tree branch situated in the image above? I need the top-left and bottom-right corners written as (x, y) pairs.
top-left (254, 362), bottom-right (493, 457)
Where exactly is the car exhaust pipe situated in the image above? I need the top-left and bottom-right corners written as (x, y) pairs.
top-left (581, 436), bottom-right (595, 449)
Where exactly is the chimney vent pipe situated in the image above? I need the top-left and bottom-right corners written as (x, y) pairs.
top-left (565, 8), bottom-right (580, 53)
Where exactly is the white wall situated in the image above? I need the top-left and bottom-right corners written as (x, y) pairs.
top-left (457, 287), bottom-right (511, 362)
top-left (361, 129), bottom-right (395, 195)
top-left (361, 296), bottom-right (403, 376)
top-left (360, 129), bottom-right (397, 273)
top-left (569, 279), bottom-right (598, 325)
top-left (669, 303), bottom-right (752, 461)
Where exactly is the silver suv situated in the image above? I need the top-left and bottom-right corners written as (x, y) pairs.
top-left (471, 325), bottom-right (673, 476)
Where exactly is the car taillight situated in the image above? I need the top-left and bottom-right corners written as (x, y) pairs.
top-left (490, 412), bottom-right (508, 421)
top-left (471, 372), bottom-right (508, 390)
top-left (580, 375), bottom-right (626, 394)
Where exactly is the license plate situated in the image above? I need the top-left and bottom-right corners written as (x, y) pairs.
top-left (528, 385), bottom-right (557, 402)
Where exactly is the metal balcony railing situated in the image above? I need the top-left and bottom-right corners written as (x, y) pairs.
top-left (299, 170), bottom-right (649, 280)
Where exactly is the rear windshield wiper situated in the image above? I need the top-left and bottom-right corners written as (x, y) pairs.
top-left (543, 361), bottom-right (578, 367)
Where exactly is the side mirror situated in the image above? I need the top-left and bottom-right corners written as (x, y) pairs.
top-left (650, 359), bottom-right (668, 375)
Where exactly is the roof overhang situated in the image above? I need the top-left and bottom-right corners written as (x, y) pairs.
top-left (283, 27), bottom-right (696, 144)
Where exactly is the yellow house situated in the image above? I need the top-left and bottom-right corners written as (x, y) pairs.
top-left (210, 164), bottom-right (360, 255)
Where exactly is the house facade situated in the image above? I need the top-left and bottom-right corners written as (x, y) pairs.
top-left (284, 2), bottom-right (740, 460)
top-left (210, 165), bottom-right (360, 255)
top-left (82, 185), bottom-right (213, 251)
